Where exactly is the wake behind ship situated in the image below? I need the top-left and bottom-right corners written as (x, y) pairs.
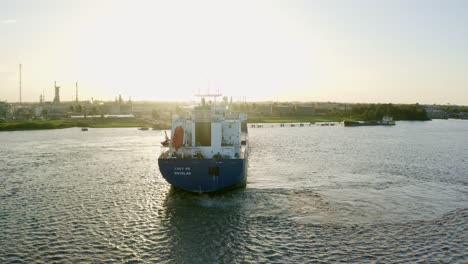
top-left (158, 94), bottom-right (248, 193)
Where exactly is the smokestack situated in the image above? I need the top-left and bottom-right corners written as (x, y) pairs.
top-left (53, 81), bottom-right (60, 104)
top-left (75, 82), bottom-right (78, 102)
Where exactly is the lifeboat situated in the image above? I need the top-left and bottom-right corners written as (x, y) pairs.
top-left (172, 126), bottom-right (184, 150)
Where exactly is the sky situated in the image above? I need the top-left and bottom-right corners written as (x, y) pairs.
top-left (0, 0), bottom-right (467, 104)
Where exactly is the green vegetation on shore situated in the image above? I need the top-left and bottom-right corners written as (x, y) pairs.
top-left (0, 118), bottom-right (158, 131)
top-left (440, 106), bottom-right (468, 114)
top-left (348, 103), bottom-right (429, 121)
top-left (247, 103), bottom-right (429, 123)
top-left (0, 103), bottom-right (430, 131)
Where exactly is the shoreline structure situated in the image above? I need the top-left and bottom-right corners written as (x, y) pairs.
top-left (0, 101), bottom-right (450, 131)
top-left (0, 115), bottom-right (426, 131)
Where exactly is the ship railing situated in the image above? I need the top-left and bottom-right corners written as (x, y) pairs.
top-left (159, 148), bottom-right (194, 159)
top-left (159, 149), bottom-right (170, 159)
top-left (159, 146), bottom-right (242, 159)
top-left (159, 147), bottom-right (203, 159)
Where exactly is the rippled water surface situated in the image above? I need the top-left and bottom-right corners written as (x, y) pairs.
top-left (1, 120), bottom-right (467, 263)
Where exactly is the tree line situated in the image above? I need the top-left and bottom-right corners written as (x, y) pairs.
top-left (347, 103), bottom-right (429, 121)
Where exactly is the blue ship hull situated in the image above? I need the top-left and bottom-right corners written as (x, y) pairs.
top-left (158, 157), bottom-right (248, 193)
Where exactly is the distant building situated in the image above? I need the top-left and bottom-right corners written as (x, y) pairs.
top-left (424, 106), bottom-right (449, 119)
top-left (12, 105), bottom-right (34, 120)
top-left (0, 101), bottom-right (12, 118)
top-left (459, 112), bottom-right (468, 120)
top-left (33, 105), bottom-right (43, 118)
top-left (131, 105), bottom-right (155, 116)
top-left (272, 104), bottom-right (294, 116)
top-left (296, 106), bottom-right (315, 116)
top-left (44, 104), bottom-right (69, 118)
top-left (314, 102), bottom-right (347, 111)
top-left (102, 102), bottom-right (133, 115)
top-left (254, 104), bottom-right (273, 115)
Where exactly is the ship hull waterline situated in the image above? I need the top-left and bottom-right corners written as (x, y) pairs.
top-left (158, 157), bottom-right (248, 193)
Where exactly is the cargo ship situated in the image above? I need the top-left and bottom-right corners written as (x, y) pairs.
top-left (158, 94), bottom-right (248, 193)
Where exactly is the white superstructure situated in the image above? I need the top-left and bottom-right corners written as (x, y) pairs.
top-left (162, 96), bottom-right (247, 160)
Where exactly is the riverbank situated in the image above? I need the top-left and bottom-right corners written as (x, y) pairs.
top-left (1, 116), bottom-right (355, 131)
top-left (0, 118), bottom-right (170, 131)
top-left (1, 114), bottom-right (432, 131)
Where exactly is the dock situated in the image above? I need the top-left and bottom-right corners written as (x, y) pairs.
top-left (249, 122), bottom-right (342, 128)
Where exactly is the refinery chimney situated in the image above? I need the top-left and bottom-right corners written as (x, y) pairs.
top-left (75, 82), bottom-right (78, 103)
top-left (53, 81), bottom-right (60, 104)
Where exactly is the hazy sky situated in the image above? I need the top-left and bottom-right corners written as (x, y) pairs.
top-left (1, 0), bottom-right (467, 104)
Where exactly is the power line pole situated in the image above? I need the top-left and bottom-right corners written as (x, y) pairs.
top-left (19, 64), bottom-right (22, 104)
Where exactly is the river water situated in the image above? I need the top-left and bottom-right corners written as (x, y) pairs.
top-left (0, 120), bottom-right (467, 263)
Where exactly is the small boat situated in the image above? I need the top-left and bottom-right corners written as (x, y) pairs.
top-left (138, 127), bottom-right (149, 131)
top-left (81, 128), bottom-right (88, 131)
top-left (161, 131), bottom-right (170, 147)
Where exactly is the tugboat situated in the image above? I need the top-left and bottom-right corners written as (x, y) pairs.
top-left (158, 94), bottom-right (248, 193)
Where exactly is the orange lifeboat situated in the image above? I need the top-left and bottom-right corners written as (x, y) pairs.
top-left (172, 126), bottom-right (184, 150)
